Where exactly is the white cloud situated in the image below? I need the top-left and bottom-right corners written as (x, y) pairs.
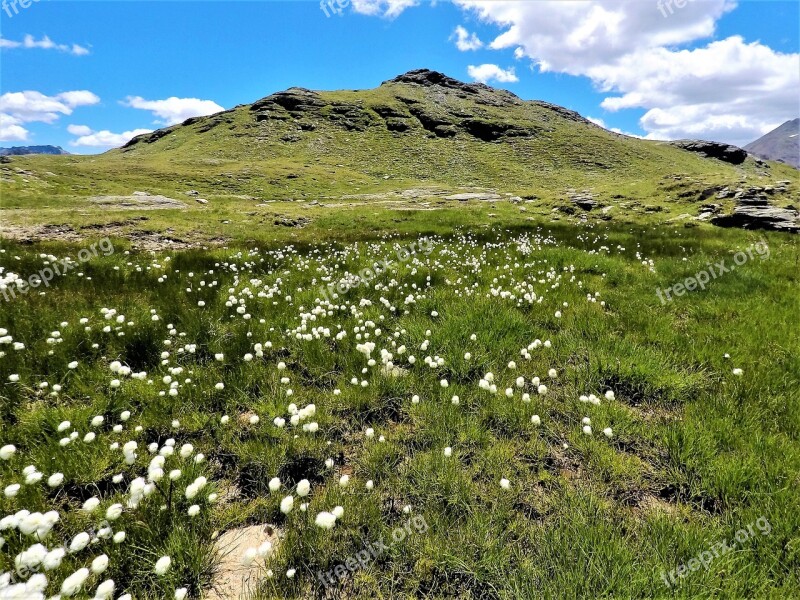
top-left (0, 90), bottom-right (100, 140)
top-left (453, 0), bottom-right (799, 146)
top-left (0, 35), bottom-right (90, 56)
top-left (67, 124), bottom-right (93, 136)
top-left (451, 25), bottom-right (483, 51)
top-left (123, 96), bottom-right (225, 126)
top-left (351, 0), bottom-right (418, 18)
top-left (467, 64), bottom-right (518, 84)
top-left (0, 114), bottom-right (28, 142)
top-left (71, 128), bottom-right (154, 148)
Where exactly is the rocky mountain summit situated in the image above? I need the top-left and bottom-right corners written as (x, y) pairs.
top-left (744, 119), bottom-right (800, 169)
top-left (0, 145), bottom-right (69, 157)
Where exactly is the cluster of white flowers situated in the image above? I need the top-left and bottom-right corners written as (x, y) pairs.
top-left (2, 232), bottom-right (710, 597)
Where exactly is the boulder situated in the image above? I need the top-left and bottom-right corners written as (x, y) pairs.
top-left (669, 140), bottom-right (748, 165)
top-left (711, 206), bottom-right (799, 233)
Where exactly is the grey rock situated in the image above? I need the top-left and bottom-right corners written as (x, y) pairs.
top-left (712, 205), bottom-right (799, 233)
top-left (669, 140), bottom-right (748, 165)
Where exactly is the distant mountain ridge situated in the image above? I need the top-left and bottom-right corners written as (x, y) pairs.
top-left (744, 119), bottom-right (799, 169)
top-left (0, 145), bottom-right (70, 156)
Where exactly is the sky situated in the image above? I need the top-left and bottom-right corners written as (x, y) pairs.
top-left (0, 0), bottom-right (798, 154)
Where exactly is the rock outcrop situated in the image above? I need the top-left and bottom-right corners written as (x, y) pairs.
top-left (711, 206), bottom-right (798, 233)
top-left (669, 140), bottom-right (748, 165)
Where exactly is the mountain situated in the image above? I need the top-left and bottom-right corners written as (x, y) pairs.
top-left (744, 119), bottom-right (799, 168)
top-left (87, 68), bottom-right (789, 197)
top-left (1, 69), bottom-right (797, 240)
top-left (0, 145), bottom-right (69, 156)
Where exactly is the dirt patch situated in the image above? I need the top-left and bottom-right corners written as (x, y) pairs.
top-left (205, 523), bottom-right (281, 600)
top-left (637, 494), bottom-right (681, 516)
top-left (88, 192), bottom-right (186, 210)
top-left (0, 224), bottom-right (82, 242)
top-left (0, 222), bottom-right (229, 251)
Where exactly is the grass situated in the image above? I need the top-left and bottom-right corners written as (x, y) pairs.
top-left (1, 75), bottom-right (797, 247)
top-left (1, 221), bottom-right (798, 599)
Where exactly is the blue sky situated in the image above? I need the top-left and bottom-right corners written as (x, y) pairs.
top-left (1, 0), bottom-right (797, 153)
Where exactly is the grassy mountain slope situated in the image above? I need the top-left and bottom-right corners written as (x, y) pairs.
top-left (1, 70), bottom-right (797, 246)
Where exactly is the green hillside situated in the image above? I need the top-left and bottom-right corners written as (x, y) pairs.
top-left (1, 69), bottom-right (797, 246)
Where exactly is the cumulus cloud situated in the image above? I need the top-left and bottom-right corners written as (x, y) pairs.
top-left (0, 35), bottom-right (90, 56)
top-left (0, 90), bottom-right (100, 140)
top-left (123, 96), bottom-right (225, 126)
top-left (0, 114), bottom-right (28, 142)
top-left (451, 25), bottom-right (483, 51)
top-left (70, 127), bottom-right (154, 148)
top-left (66, 124), bottom-right (93, 136)
top-left (351, 0), bottom-right (418, 18)
top-left (467, 64), bottom-right (518, 84)
top-left (453, 0), bottom-right (799, 145)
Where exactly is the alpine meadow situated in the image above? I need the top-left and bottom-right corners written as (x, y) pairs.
top-left (1, 2), bottom-right (799, 599)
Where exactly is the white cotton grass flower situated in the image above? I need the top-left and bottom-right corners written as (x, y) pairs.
top-left (280, 495), bottom-right (294, 514)
top-left (444, 447), bottom-right (452, 457)
top-left (43, 547), bottom-right (66, 570)
top-left (366, 480), bottom-right (374, 490)
top-left (499, 478), bottom-right (511, 490)
top-left (296, 479), bottom-right (310, 497)
top-left (531, 415), bottom-right (541, 425)
top-left (105, 503), bottom-right (123, 521)
top-left (242, 547), bottom-right (258, 566)
top-left (91, 554), bottom-right (109, 574)
top-left (604, 390), bottom-right (615, 401)
top-left (268, 477), bottom-right (281, 492)
top-left (0, 444), bottom-right (16, 460)
top-left (188, 504), bottom-right (200, 517)
top-left (69, 532), bottom-right (91, 552)
top-left (82, 497), bottom-right (100, 512)
top-left (61, 567), bottom-right (90, 596)
top-left (338, 474), bottom-right (350, 487)
top-left (603, 427), bottom-right (614, 438)
top-left (732, 368), bottom-right (743, 376)
top-left (175, 588), bottom-right (188, 600)
top-left (332, 505), bottom-right (344, 518)
top-left (315, 511), bottom-right (337, 529)
top-left (154, 555), bottom-right (172, 575)
top-left (582, 425), bottom-right (593, 435)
